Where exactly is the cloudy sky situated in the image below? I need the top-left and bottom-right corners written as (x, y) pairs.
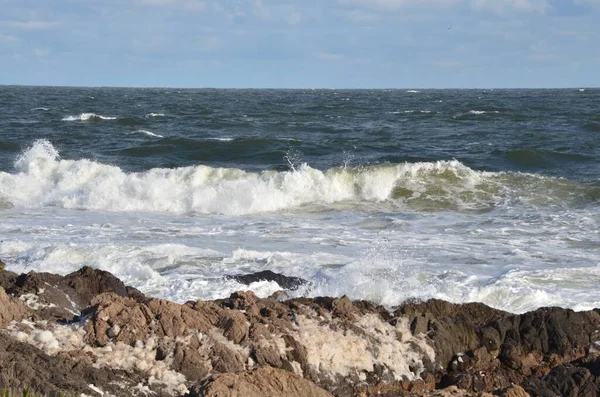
top-left (0, 0), bottom-right (598, 88)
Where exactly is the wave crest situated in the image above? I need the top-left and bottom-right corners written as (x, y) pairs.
top-left (62, 113), bottom-right (116, 121)
top-left (0, 140), bottom-right (596, 215)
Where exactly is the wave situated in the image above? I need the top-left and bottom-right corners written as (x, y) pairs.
top-left (0, 140), bottom-right (598, 216)
top-left (32, 107), bottom-right (50, 111)
top-left (131, 130), bottom-right (164, 138)
top-left (145, 113), bottom-right (166, 118)
top-left (468, 110), bottom-right (499, 115)
top-left (62, 113), bottom-right (116, 121)
top-left (406, 90), bottom-right (420, 93)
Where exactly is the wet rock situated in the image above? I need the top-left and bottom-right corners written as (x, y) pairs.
top-left (187, 366), bottom-right (333, 397)
top-left (227, 270), bottom-right (308, 290)
top-left (0, 333), bottom-right (144, 396)
top-left (63, 266), bottom-right (130, 305)
top-left (2, 266), bottom-right (144, 321)
top-left (0, 287), bottom-right (31, 327)
top-left (521, 352), bottom-right (600, 397)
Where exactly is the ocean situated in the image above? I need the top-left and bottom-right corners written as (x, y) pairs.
top-left (0, 86), bottom-right (598, 313)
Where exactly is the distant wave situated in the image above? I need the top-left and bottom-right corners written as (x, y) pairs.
top-left (406, 90), bottom-right (420, 93)
top-left (145, 113), bottom-right (166, 118)
top-left (206, 137), bottom-right (234, 142)
top-left (468, 110), bottom-right (500, 115)
top-left (1, 140), bottom-right (597, 216)
top-left (32, 107), bottom-right (50, 111)
top-left (62, 113), bottom-right (116, 121)
top-left (132, 130), bottom-right (164, 138)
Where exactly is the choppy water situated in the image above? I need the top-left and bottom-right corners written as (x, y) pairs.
top-left (1, 86), bottom-right (599, 313)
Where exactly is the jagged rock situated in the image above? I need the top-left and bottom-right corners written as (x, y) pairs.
top-left (496, 385), bottom-right (531, 397)
top-left (521, 352), bottom-right (600, 396)
top-left (2, 266), bottom-right (144, 321)
top-left (227, 270), bottom-right (308, 290)
top-left (0, 332), bottom-right (144, 396)
top-left (63, 266), bottom-right (131, 305)
top-left (397, 299), bottom-right (600, 393)
top-left (187, 366), bottom-right (333, 397)
top-left (0, 287), bottom-right (31, 327)
top-left (3, 266), bottom-right (600, 397)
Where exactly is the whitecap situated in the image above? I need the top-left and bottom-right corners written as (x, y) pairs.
top-left (62, 113), bottom-right (116, 121)
top-left (132, 130), bottom-right (164, 138)
top-left (145, 113), bottom-right (166, 118)
top-left (206, 137), bottom-right (234, 142)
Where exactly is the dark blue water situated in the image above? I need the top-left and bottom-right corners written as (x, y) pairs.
top-left (1, 87), bottom-right (599, 180)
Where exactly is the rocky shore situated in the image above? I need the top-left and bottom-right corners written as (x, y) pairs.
top-left (1, 259), bottom-right (600, 396)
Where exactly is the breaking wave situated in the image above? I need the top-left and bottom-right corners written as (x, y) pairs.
top-left (0, 140), bottom-right (598, 216)
top-left (132, 130), bottom-right (164, 138)
top-left (62, 113), bottom-right (117, 121)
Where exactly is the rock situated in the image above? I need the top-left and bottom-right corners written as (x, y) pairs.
top-left (187, 366), bottom-right (334, 397)
top-left (496, 385), bottom-right (531, 397)
top-left (0, 332), bottom-right (145, 396)
top-left (521, 352), bottom-right (600, 397)
top-left (227, 270), bottom-right (308, 290)
top-left (0, 258), bottom-right (5, 272)
top-left (2, 266), bottom-right (144, 321)
top-left (63, 266), bottom-right (130, 305)
top-left (0, 287), bottom-right (31, 327)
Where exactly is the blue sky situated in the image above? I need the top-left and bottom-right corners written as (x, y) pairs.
top-left (0, 0), bottom-right (598, 88)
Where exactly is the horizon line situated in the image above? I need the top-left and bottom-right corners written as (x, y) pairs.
top-left (1, 84), bottom-right (598, 90)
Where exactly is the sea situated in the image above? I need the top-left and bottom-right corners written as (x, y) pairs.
top-left (0, 86), bottom-right (599, 314)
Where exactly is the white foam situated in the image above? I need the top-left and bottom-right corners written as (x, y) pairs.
top-left (206, 137), bottom-right (234, 141)
top-left (145, 113), bottom-right (165, 118)
top-left (6, 320), bottom-right (188, 395)
top-left (468, 110), bottom-right (500, 115)
top-left (62, 113), bottom-right (116, 121)
top-left (406, 90), bottom-right (420, 93)
top-left (0, 140), bottom-right (515, 216)
top-left (132, 130), bottom-right (164, 138)
top-left (293, 313), bottom-right (434, 381)
top-left (32, 107), bottom-right (50, 111)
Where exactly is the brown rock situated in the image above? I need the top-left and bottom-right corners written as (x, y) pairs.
top-left (0, 333), bottom-right (143, 396)
top-left (188, 366), bottom-right (333, 397)
top-left (496, 385), bottom-right (530, 397)
top-left (0, 287), bottom-right (31, 327)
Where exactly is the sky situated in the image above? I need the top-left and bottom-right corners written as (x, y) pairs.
top-left (0, 0), bottom-right (599, 88)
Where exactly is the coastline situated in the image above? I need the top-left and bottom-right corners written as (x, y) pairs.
top-left (1, 260), bottom-right (599, 396)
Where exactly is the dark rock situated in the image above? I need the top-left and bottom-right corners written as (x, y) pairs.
top-left (0, 287), bottom-right (31, 327)
top-left (0, 333), bottom-right (143, 396)
top-left (2, 266), bottom-right (145, 322)
top-left (186, 366), bottom-right (333, 397)
top-left (522, 353), bottom-right (600, 397)
top-left (226, 270), bottom-right (308, 290)
top-left (63, 266), bottom-right (129, 305)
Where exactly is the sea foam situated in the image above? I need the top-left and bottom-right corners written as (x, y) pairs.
top-left (0, 140), bottom-right (593, 216)
top-left (62, 113), bottom-right (117, 121)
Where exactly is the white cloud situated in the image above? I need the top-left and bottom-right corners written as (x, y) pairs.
top-left (137, 0), bottom-right (206, 11)
top-left (4, 20), bottom-right (61, 30)
top-left (337, 0), bottom-right (460, 11)
top-left (0, 33), bottom-right (19, 44)
top-left (317, 52), bottom-right (345, 61)
top-left (33, 47), bottom-right (49, 58)
top-left (338, 0), bottom-right (548, 13)
top-left (472, 0), bottom-right (548, 14)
